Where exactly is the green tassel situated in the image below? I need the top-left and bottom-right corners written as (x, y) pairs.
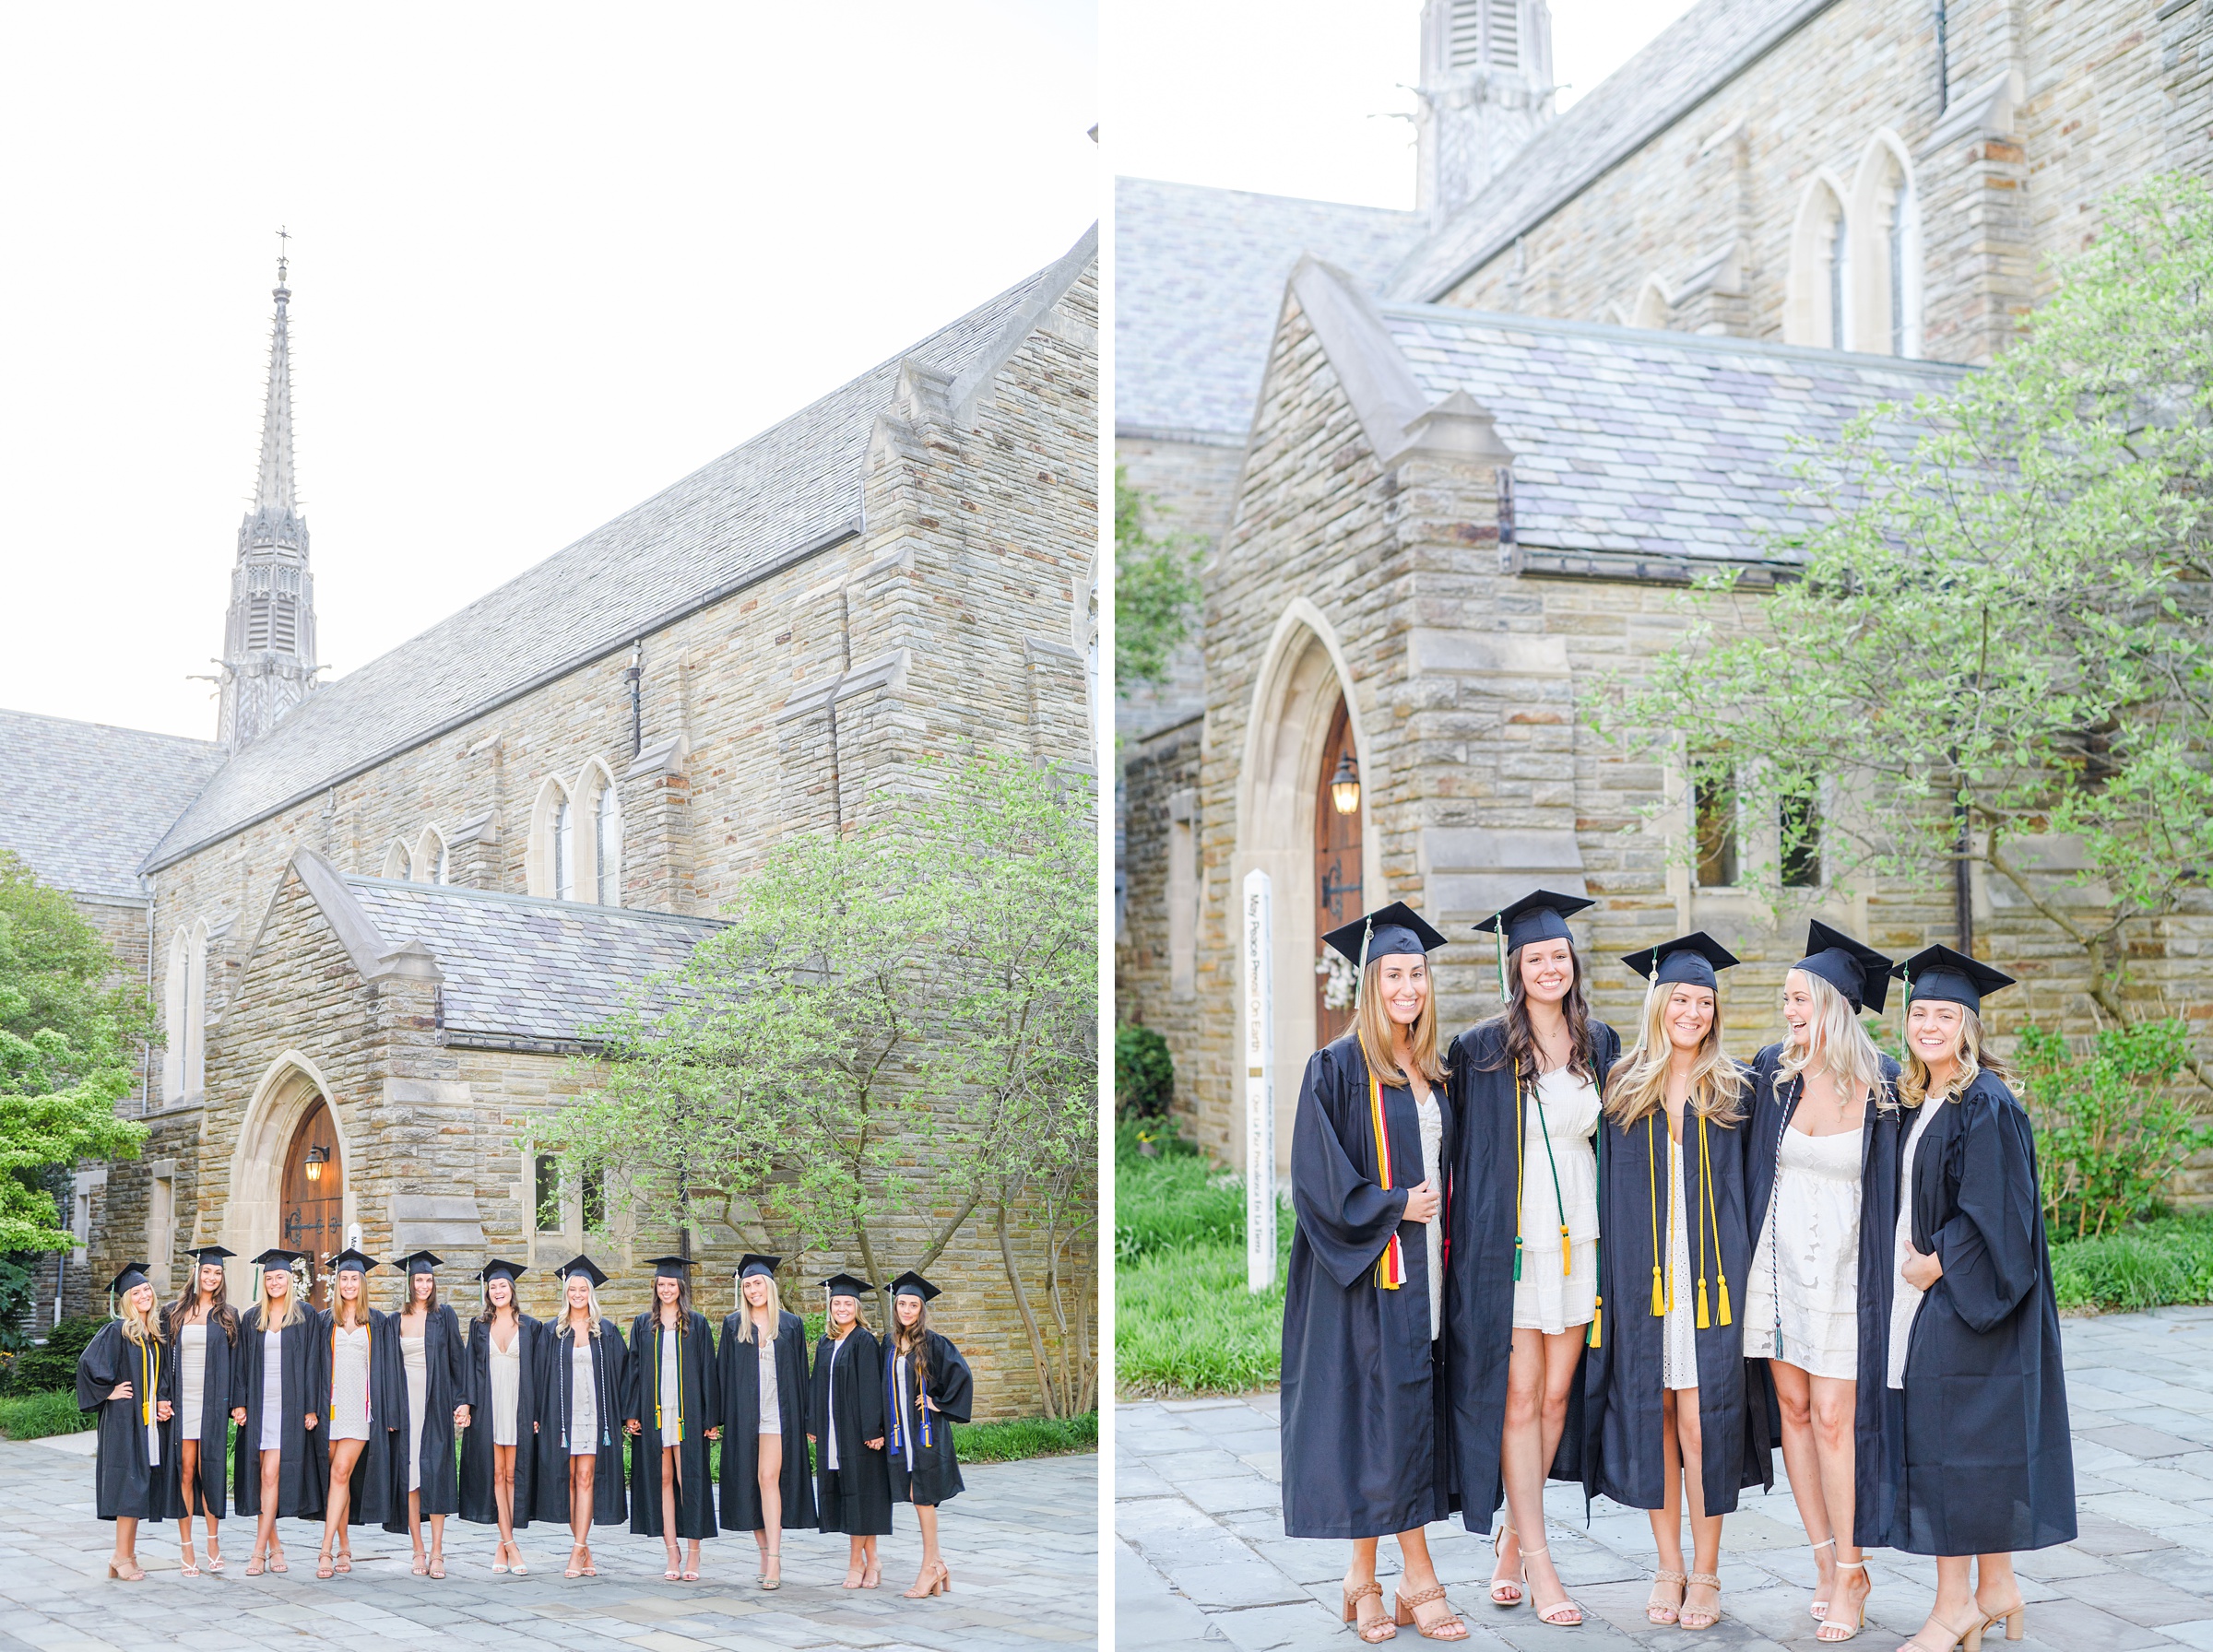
top-left (1514, 1236), bottom-right (1524, 1282)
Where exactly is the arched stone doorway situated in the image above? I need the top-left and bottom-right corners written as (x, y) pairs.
top-left (281, 1101), bottom-right (344, 1304)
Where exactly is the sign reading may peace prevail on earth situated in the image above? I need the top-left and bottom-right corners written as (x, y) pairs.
top-left (1243, 869), bottom-right (1276, 1292)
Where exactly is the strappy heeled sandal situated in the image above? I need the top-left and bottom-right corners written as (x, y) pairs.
top-left (1810, 1535), bottom-right (1837, 1620)
top-left (334, 1549), bottom-right (352, 1575)
top-left (427, 1552), bottom-right (445, 1579)
top-left (508, 1545), bottom-right (528, 1576)
top-left (903, 1559), bottom-right (950, 1598)
top-left (842, 1556), bottom-right (864, 1588)
top-left (861, 1554), bottom-right (881, 1588)
top-left (564, 1543), bottom-right (586, 1579)
top-left (1342, 1579), bottom-right (1396, 1644)
top-left (1974, 1597), bottom-right (2028, 1646)
top-left (1646, 1567), bottom-right (1686, 1625)
top-left (179, 1539), bottom-right (201, 1579)
top-left (105, 1556), bottom-right (145, 1581)
top-left (1393, 1584), bottom-right (1469, 1641)
top-left (759, 1548), bottom-right (779, 1590)
top-left (663, 1559), bottom-right (680, 1582)
top-left (581, 1545), bottom-right (597, 1576)
top-left (492, 1540), bottom-right (510, 1575)
top-left (1898, 1608), bottom-right (1983, 1652)
top-left (204, 1540), bottom-right (225, 1573)
top-left (1518, 1543), bottom-right (1581, 1628)
top-left (315, 1550), bottom-right (335, 1580)
top-left (1681, 1571), bottom-right (1722, 1632)
top-left (1817, 1558), bottom-right (1868, 1641)
top-left (244, 1549), bottom-right (266, 1577)
top-left (1487, 1522), bottom-right (1521, 1607)
top-left (681, 1557), bottom-right (700, 1583)
top-left (266, 1541), bottom-right (288, 1574)
top-left (411, 1552), bottom-right (429, 1576)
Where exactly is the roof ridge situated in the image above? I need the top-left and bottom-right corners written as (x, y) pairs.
top-left (342, 871), bottom-right (727, 928)
top-left (1118, 174), bottom-right (1420, 218)
top-left (1381, 300), bottom-right (1970, 376)
top-left (0, 705), bottom-right (225, 749)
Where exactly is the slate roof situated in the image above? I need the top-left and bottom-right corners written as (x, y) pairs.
top-left (343, 875), bottom-right (722, 1050)
top-left (143, 234), bottom-right (1094, 874)
top-left (0, 709), bottom-right (225, 900)
top-left (1383, 301), bottom-right (1962, 562)
top-left (1117, 176), bottom-right (1423, 442)
top-left (1389, 0), bottom-right (1836, 301)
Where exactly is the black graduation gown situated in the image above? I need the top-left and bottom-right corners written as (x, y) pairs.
top-left (1583, 1089), bottom-right (1768, 1516)
top-left (716, 1310), bottom-right (817, 1532)
top-left (165, 1307), bottom-right (241, 1519)
top-left (625, 1309), bottom-right (720, 1540)
top-left (312, 1308), bottom-right (404, 1530)
top-left (232, 1307), bottom-right (326, 1519)
top-left (75, 1322), bottom-right (180, 1521)
top-left (1743, 1045), bottom-right (1903, 1548)
top-left (531, 1318), bottom-right (630, 1527)
top-left (380, 1304), bottom-right (467, 1530)
top-left (459, 1313), bottom-right (547, 1528)
top-left (1442, 1018), bottom-right (1619, 1533)
top-left (810, 1327), bottom-right (893, 1536)
top-left (1283, 1033), bottom-right (1454, 1540)
top-left (886, 1328), bottom-right (972, 1506)
top-left (1887, 1075), bottom-right (2076, 1555)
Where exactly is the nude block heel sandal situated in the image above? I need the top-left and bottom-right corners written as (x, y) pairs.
top-left (1342, 1579), bottom-right (1395, 1644)
top-left (1392, 1584), bottom-right (1468, 1641)
top-left (1646, 1566), bottom-right (1686, 1625)
top-left (1680, 1570), bottom-right (1722, 1632)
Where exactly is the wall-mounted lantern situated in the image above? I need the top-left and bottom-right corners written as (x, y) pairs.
top-left (1330, 750), bottom-right (1362, 816)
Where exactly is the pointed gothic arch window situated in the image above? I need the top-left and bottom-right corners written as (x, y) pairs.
top-left (595, 778), bottom-right (621, 907)
top-left (414, 826), bottom-right (448, 885)
top-left (1850, 134), bottom-right (1922, 358)
top-left (527, 777), bottom-right (573, 899)
top-left (381, 840), bottom-right (412, 880)
top-left (162, 926), bottom-right (189, 1103)
top-left (554, 788), bottom-right (576, 901)
top-left (1785, 173), bottom-right (1852, 348)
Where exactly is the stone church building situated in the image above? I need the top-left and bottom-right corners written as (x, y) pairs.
top-left (1, 228), bottom-right (1098, 1417)
top-left (1117, 0), bottom-right (2213, 1171)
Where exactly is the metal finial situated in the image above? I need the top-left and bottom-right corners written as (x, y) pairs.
top-left (276, 224), bottom-right (291, 288)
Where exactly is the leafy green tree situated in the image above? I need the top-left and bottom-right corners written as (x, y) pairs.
top-left (1604, 174), bottom-right (2213, 1085)
top-left (1116, 468), bottom-right (1201, 695)
top-left (0, 853), bottom-right (151, 1255)
top-left (2019, 1019), bottom-right (2207, 1238)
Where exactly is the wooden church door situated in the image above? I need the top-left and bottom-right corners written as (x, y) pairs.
top-left (1313, 696), bottom-right (1362, 1050)
top-left (280, 1101), bottom-right (343, 1305)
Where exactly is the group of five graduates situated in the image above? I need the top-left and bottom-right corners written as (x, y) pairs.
top-left (1284, 890), bottom-right (2073, 1652)
top-left (77, 1246), bottom-right (975, 1597)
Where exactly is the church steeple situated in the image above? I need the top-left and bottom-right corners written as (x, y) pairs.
top-left (1416, 0), bottom-right (1556, 224)
top-left (217, 242), bottom-right (321, 750)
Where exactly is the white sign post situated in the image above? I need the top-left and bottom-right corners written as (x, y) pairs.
top-left (1242, 869), bottom-right (1277, 1292)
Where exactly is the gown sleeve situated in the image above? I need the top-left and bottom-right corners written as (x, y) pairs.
top-left (857, 1332), bottom-right (888, 1443)
top-left (75, 1322), bottom-right (121, 1410)
top-left (928, 1335), bottom-right (974, 1424)
top-left (701, 1315), bottom-right (722, 1433)
top-left (1290, 1046), bottom-right (1411, 1289)
top-left (1932, 1090), bottom-right (2043, 1335)
top-left (443, 1308), bottom-right (467, 1413)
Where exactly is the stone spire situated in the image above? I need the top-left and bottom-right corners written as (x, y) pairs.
top-left (216, 245), bottom-right (321, 750)
top-left (1416, 0), bottom-right (1556, 225)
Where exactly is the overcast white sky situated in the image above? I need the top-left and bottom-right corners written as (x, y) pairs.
top-left (1109, 0), bottom-right (1698, 206)
top-left (0, 4), bottom-right (1096, 741)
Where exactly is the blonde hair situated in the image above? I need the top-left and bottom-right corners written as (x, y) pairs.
top-left (254, 1264), bottom-right (306, 1332)
top-left (117, 1284), bottom-right (166, 1346)
top-left (1604, 980), bottom-right (1748, 1127)
top-left (1354, 955), bottom-right (1446, 1089)
top-left (1899, 1003), bottom-right (2011, 1109)
top-left (329, 1269), bottom-right (373, 1330)
top-left (732, 1274), bottom-right (784, 1344)
top-left (1779, 968), bottom-right (1887, 1103)
top-left (825, 1290), bottom-right (868, 1340)
top-left (558, 1281), bottom-right (605, 1338)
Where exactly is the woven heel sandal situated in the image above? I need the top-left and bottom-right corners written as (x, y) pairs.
top-left (1343, 1579), bottom-right (1395, 1644)
top-left (1681, 1571), bottom-right (1722, 1632)
top-left (1393, 1584), bottom-right (1468, 1641)
top-left (1646, 1567), bottom-right (1686, 1625)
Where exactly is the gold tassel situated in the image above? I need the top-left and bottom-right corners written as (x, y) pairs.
top-left (1560, 1225), bottom-right (1571, 1276)
top-left (1588, 1295), bottom-right (1603, 1349)
top-left (1650, 1265), bottom-right (1664, 1317)
top-left (1717, 1276), bottom-right (1733, 1327)
top-left (1696, 1277), bottom-right (1710, 1330)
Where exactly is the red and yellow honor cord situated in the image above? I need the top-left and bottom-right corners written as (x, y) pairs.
top-left (1368, 1066), bottom-right (1406, 1290)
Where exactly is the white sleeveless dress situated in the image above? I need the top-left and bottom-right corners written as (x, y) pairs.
top-left (1511, 1068), bottom-right (1601, 1333)
top-left (1744, 1124), bottom-right (1865, 1379)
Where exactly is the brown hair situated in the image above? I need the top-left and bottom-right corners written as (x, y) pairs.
top-left (170, 1264), bottom-right (238, 1346)
top-left (1353, 955), bottom-right (1447, 1089)
top-left (404, 1270), bottom-right (441, 1317)
top-left (652, 1275), bottom-right (692, 1327)
top-left (331, 1268), bottom-right (374, 1330)
top-left (477, 1273), bottom-right (519, 1329)
top-left (1476, 940), bottom-right (1600, 1082)
top-left (892, 1296), bottom-right (931, 1392)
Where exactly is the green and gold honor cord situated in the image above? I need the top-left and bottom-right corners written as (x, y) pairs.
top-left (1514, 1069), bottom-right (1572, 1283)
top-left (653, 1316), bottom-right (685, 1444)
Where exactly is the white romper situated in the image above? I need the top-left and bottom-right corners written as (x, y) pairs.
top-left (329, 1323), bottom-right (373, 1442)
top-left (757, 1334), bottom-right (780, 1434)
top-left (1512, 1068), bottom-right (1602, 1333)
top-left (488, 1325), bottom-right (522, 1446)
top-left (401, 1332), bottom-right (427, 1489)
top-left (178, 1321), bottom-right (207, 1439)
top-left (569, 1335), bottom-right (598, 1456)
top-left (258, 1326), bottom-right (285, 1450)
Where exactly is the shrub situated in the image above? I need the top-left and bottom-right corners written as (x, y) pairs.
top-left (957, 1410), bottom-right (1097, 1462)
top-left (0, 1387), bottom-right (93, 1440)
top-left (1118, 1235), bottom-right (1291, 1396)
top-left (1116, 1022), bottom-right (1176, 1118)
top-left (2019, 1020), bottom-right (2209, 1239)
top-left (2051, 1211), bottom-right (2213, 1313)
top-left (11, 1314), bottom-right (105, 1396)
top-left (1118, 1138), bottom-right (1247, 1263)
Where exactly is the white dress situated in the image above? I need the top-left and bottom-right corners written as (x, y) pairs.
top-left (824, 1337), bottom-right (844, 1469)
top-left (569, 1336), bottom-right (598, 1454)
top-left (659, 1327), bottom-right (681, 1446)
top-left (757, 1335), bottom-right (781, 1434)
top-left (329, 1323), bottom-right (372, 1442)
top-left (1744, 1124), bottom-right (1865, 1379)
top-left (1889, 1101), bottom-right (1944, 1389)
top-left (488, 1326), bottom-right (522, 1446)
top-left (1660, 1125), bottom-right (1699, 1390)
top-left (1416, 1086), bottom-right (1445, 1342)
top-left (259, 1327), bottom-right (285, 1449)
top-left (1512, 1067), bottom-right (1602, 1333)
top-left (178, 1322), bottom-right (207, 1438)
top-left (401, 1332), bottom-right (427, 1489)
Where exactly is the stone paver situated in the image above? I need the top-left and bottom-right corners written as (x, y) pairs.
top-left (1118, 1307), bottom-right (2213, 1649)
top-left (0, 1441), bottom-right (1095, 1649)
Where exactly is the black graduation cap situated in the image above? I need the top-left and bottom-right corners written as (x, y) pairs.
top-left (1473, 889), bottom-right (1596, 953)
top-left (479, 1258), bottom-right (527, 1284)
top-left (738, 1254), bottom-right (781, 1280)
top-left (821, 1271), bottom-right (873, 1299)
top-left (888, 1270), bottom-right (941, 1302)
top-left (1893, 944), bottom-right (2016, 1015)
top-left (556, 1255), bottom-right (609, 1287)
top-left (1621, 931), bottom-right (1741, 993)
top-left (250, 1247), bottom-right (305, 1271)
top-left (1793, 920), bottom-right (1894, 1015)
top-left (395, 1250), bottom-right (442, 1275)
top-left (107, 1261), bottom-right (151, 1295)
top-left (645, 1255), bottom-right (694, 1280)
top-left (184, 1244), bottom-right (235, 1267)
top-left (327, 1248), bottom-right (378, 1275)
top-left (1320, 901), bottom-right (1450, 968)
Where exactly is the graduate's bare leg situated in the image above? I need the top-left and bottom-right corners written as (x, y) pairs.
top-left (318, 1438), bottom-right (363, 1577)
top-left (1499, 1326), bottom-right (1583, 1622)
top-left (1903, 1554), bottom-right (1982, 1651)
top-left (1671, 1387), bottom-right (1723, 1629)
top-left (1645, 1390), bottom-right (1688, 1623)
top-left (408, 1488), bottom-right (428, 1573)
top-left (568, 1457), bottom-right (596, 1575)
top-left (756, 1433), bottom-right (783, 1586)
top-left (427, 1510), bottom-right (446, 1578)
top-left (175, 1440), bottom-right (201, 1574)
top-left (1391, 1527), bottom-right (1466, 1638)
top-left (493, 1443), bottom-right (517, 1566)
top-left (1971, 1552), bottom-right (2025, 1641)
top-left (253, 1446), bottom-right (282, 1571)
top-left (846, 1534), bottom-right (868, 1588)
top-left (1341, 1537), bottom-right (1392, 1640)
top-left (1771, 1359), bottom-right (1840, 1618)
top-left (1799, 1372), bottom-right (1868, 1639)
top-left (903, 1504), bottom-right (947, 1596)
top-left (108, 1514), bottom-right (140, 1577)
top-left (658, 1445), bottom-right (682, 1576)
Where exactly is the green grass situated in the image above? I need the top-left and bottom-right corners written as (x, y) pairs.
top-left (2053, 1210), bottom-right (2213, 1314)
top-left (955, 1411), bottom-right (1097, 1462)
top-left (0, 1389), bottom-right (93, 1440)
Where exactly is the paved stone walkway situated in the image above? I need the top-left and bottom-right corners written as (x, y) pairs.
top-left (0, 1439), bottom-right (1095, 1650)
top-left (1118, 1306), bottom-right (2213, 1651)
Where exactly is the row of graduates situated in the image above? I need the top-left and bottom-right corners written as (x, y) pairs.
top-left (77, 1245), bottom-right (974, 1597)
top-left (1284, 891), bottom-right (2074, 1651)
